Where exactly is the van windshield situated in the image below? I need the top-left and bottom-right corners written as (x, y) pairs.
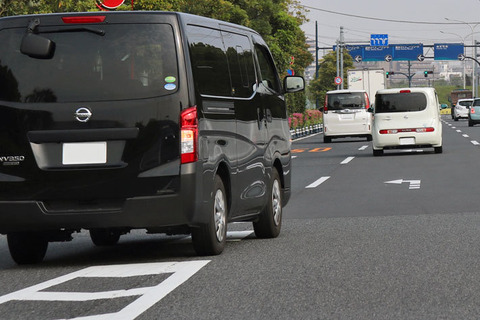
top-left (326, 92), bottom-right (365, 110)
top-left (0, 24), bottom-right (178, 103)
top-left (375, 92), bottom-right (427, 113)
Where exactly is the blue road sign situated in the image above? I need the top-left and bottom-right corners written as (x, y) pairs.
top-left (363, 45), bottom-right (392, 61)
top-left (434, 43), bottom-right (464, 60)
top-left (392, 44), bottom-right (423, 61)
top-left (371, 34), bottom-right (389, 46)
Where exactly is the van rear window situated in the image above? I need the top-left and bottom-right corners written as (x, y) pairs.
top-left (327, 92), bottom-right (366, 110)
top-left (375, 92), bottom-right (427, 113)
top-left (0, 24), bottom-right (178, 103)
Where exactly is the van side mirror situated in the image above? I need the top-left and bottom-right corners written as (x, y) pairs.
top-left (367, 107), bottom-right (374, 113)
top-left (284, 76), bottom-right (304, 93)
top-left (20, 33), bottom-right (55, 59)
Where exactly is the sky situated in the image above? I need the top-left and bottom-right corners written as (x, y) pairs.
top-left (298, 0), bottom-right (480, 49)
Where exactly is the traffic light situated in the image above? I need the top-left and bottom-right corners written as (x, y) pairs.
top-left (386, 71), bottom-right (394, 78)
top-left (424, 70), bottom-right (433, 77)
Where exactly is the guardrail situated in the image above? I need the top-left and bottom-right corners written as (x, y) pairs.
top-left (290, 124), bottom-right (323, 140)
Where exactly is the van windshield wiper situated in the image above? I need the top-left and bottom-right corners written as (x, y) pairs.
top-left (40, 26), bottom-right (105, 36)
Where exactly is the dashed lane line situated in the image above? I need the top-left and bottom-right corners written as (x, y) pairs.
top-left (340, 157), bottom-right (355, 164)
top-left (306, 176), bottom-right (330, 189)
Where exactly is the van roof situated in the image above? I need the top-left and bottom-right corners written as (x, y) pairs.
top-left (0, 11), bottom-right (260, 36)
top-left (376, 87), bottom-right (436, 95)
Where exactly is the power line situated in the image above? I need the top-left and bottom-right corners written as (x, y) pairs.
top-left (301, 5), bottom-right (480, 25)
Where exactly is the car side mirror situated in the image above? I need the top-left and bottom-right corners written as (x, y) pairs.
top-left (20, 33), bottom-right (55, 59)
top-left (284, 76), bottom-right (305, 93)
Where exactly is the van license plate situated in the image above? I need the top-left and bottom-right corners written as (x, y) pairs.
top-left (399, 137), bottom-right (415, 145)
top-left (340, 114), bottom-right (354, 120)
top-left (62, 142), bottom-right (107, 165)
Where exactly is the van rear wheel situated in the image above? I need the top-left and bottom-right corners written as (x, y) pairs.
top-left (254, 168), bottom-right (282, 238)
top-left (192, 175), bottom-right (227, 255)
top-left (7, 232), bottom-right (48, 264)
top-left (434, 146), bottom-right (443, 154)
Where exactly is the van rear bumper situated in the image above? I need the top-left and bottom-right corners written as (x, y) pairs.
top-left (373, 132), bottom-right (442, 149)
top-left (0, 169), bottom-right (207, 234)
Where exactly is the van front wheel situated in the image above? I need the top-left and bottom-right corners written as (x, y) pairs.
top-left (7, 232), bottom-right (48, 264)
top-left (192, 175), bottom-right (227, 255)
top-left (254, 168), bottom-right (282, 238)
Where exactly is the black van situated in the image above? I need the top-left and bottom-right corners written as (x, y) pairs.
top-left (0, 12), bottom-right (304, 264)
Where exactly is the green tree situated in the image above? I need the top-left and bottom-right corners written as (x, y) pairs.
top-left (308, 50), bottom-right (353, 108)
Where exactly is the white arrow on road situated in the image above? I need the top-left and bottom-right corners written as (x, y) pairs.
top-left (385, 179), bottom-right (421, 190)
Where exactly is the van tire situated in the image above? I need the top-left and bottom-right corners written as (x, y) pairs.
top-left (366, 135), bottom-right (372, 141)
top-left (323, 136), bottom-right (332, 143)
top-left (254, 168), bottom-right (282, 238)
top-left (7, 232), bottom-right (48, 264)
top-left (434, 146), bottom-right (443, 154)
top-left (90, 228), bottom-right (121, 246)
top-left (373, 149), bottom-right (383, 156)
top-left (192, 175), bottom-right (227, 255)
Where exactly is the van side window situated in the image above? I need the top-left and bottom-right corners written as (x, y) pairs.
top-left (254, 44), bottom-right (280, 93)
top-left (221, 31), bottom-right (256, 98)
top-left (187, 25), bottom-right (231, 97)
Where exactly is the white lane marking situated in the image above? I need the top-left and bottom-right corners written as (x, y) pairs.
top-left (472, 141), bottom-right (480, 146)
top-left (292, 155), bottom-right (298, 159)
top-left (452, 127), bottom-right (456, 129)
top-left (358, 145), bottom-right (368, 151)
top-left (463, 134), bottom-right (470, 138)
top-left (0, 261), bottom-right (210, 320)
top-left (456, 130), bottom-right (462, 133)
top-left (340, 157), bottom-right (355, 164)
top-left (306, 176), bottom-right (330, 189)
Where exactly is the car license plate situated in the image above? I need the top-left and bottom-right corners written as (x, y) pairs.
top-left (62, 142), bottom-right (107, 165)
top-left (399, 137), bottom-right (415, 145)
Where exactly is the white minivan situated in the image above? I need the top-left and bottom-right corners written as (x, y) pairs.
top-left (322, 90), bottom-right (372, 143)
top-left (371, 87), bottom-right (443, 156)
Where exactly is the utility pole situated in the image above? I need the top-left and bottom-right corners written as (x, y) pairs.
top-left (340, 26), bottom-right (344, 89)
top-left (315, 21), bottom-right (318, 79)
top-left (475, 40), bottom-right (478, 97)
top-left (336, 39), bottom-right (340, 90)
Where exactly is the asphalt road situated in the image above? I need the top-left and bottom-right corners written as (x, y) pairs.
top-left (1, 115), bottom-right (480, 319)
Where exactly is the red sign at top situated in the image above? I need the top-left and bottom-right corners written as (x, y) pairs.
top-left (96, 0), bottom-right (125, 10)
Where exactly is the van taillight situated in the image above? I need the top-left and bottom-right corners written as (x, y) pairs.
top-left (365, 92), bottom-right (370, 109)
top-left (324, 96), bottom-right (328, 113)
top-left (62, 16), bottom-right (106, 24)
top-left (471, 108), bottom-right (476, 114)
top-left (400, 90), bottom-right (411, 94)
top-left (180, 106), bottom-right (198, 164)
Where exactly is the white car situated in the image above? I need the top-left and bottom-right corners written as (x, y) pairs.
top-left (453, 98), bottom-right (473, 121)
top-left (371, 87), bottom-right (443, 156)
top-left (322, 89), bottom-right (372, 143)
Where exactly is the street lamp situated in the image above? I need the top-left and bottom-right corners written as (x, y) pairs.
top-left (440, 30), bottom-right (467, 89)
top-left (445, 18), bottom-right (479, 97)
